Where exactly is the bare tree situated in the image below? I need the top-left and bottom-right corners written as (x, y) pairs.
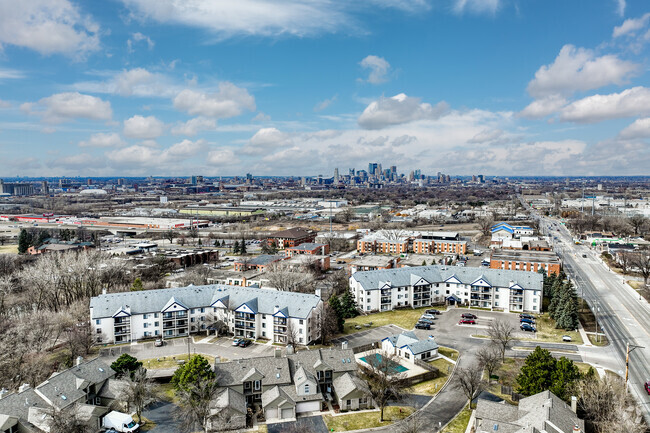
top-left (120, 367), bottom-right (158, 424)
top-left (476, 345), bottom-right (502, 384)
top-left (286, 319), bottom-right (300, 346)
top-left (628, 215), bottom-right (648, 237)
top-left (316, 303), bottom-right (339, 345)
top-left (454, 363), bottom-right (484, 408)
top-left (265, 262), bottom-right (315, 292)
top-left (477, 217), bottom-right (495, 237)
top-left (618, 251), bottom-right (631, 274)
top-left (47, 406), bottom-right (93, 433)
top-left (487, 319), bottom-right (516, 361)
top-left (175, 376), bottom-right (220, 433)
top-left (631, 249), bottom-right (650, 286)
top-left (396, 399), bottom-right (426, 433)
top-left (359, 352), bottom-right (408, 422)
top-left (574, 375), bottom-right (647, 433)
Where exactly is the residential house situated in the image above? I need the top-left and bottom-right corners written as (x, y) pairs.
top-left (473, 390), bottom-right (584, 433)
top-left (381, 331), bottom-right (438, 363)
top-left (90, 284), bottom-right (323, 345)
top-left (349, 265), bottom-right (543, 313)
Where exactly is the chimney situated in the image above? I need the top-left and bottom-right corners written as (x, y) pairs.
top-left (102, 287), bottom-right (107, 295)
top-left (287, 344), bottom-right (295, 355)
top-left (571, 396), bottom-right (577, 413)
top-left (0, 388), bottom-right (8, 399)
top-left (18, 384), bottom-right (30, 393)
top-left (341, 341), bottom-right (348, 350)
top-left (573, 425), bottom-right (581, 433)
top-left (76, 356), bottom-right (83, 366)
top-left (274, 305), bottom-right (280, 314)
top-left (274, 348), bottom-right (282, 358)
top-left (315, 288), bottom-right (322, 298)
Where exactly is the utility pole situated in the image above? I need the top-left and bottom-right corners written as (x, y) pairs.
top-left (625, 342), bottom-right (644, 392)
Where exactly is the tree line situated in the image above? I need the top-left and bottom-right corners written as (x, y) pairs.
top-left (544, 271), bottom-right (579, 330)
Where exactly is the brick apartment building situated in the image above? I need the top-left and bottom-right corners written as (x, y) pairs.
top-left (489, 249), bottom-right (561, 275)
top-left (267, 228), bottom-right (316, 249)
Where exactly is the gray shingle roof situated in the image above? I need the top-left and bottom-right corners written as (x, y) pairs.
top-left (288, 243), bottom-right (326, 251)
top-left (214, 388), bottom-right (246, 415)
top-left (215, 357), bottom-right (292, 388)
top-left (351, 265), bottom-right (543, 290)
top-left (384, 331), bottom-right (438, 355)
top-left (332, 373), bottom-right (370, 400)
top-left (90, 284), bottom-right (321, 319)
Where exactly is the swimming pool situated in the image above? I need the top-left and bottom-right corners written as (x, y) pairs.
top-left (360, 353), bottom-right (409, 373)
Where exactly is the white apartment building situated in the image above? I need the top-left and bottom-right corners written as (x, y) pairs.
top-left (90, 285), bottom-right (323, 345)
top-left (349, 265), bottom-right (543, 313)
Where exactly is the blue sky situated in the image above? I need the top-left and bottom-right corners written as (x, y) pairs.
top-left (0, 0), bottom-right (649, 177)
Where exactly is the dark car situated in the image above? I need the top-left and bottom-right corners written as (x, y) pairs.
top-left (238, 339), bottom-right (252, 347)
top-left (419, 317), bottom-right (434, 324)
top-left (645, 381), bottom-right (650, 395)
top-left (520, 318), bottom-right (536, 325)
top-left (415, 322), bottom-right (431, 330)
top-left (520, 313), bottom-right (534, 320)
top-left (426, 309), bottom-right (441, 315)
top-left (461, 313), bottom-right (478, 319)
top-left (520, 323), bottom-right (536, 332)
top-left (459, 319), bottom-right (476, 325)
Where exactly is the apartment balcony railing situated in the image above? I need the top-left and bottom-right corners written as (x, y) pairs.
top-left (381, 297), bottom-right (391, 304)
top-left (273, 319), bottom-right (287, 326)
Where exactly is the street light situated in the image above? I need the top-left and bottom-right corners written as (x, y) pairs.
top-left (625, 342), bottom-right (645, 393)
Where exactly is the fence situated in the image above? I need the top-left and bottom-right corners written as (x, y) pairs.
top-left (351, 342), bottom-right (379, 354)
top-left (500, 385), bottom-right (525, 402)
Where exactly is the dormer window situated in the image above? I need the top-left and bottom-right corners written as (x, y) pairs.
top-left (305, 384), bottom-right (309, 393)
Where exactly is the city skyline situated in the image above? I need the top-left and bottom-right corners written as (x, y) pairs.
top-left (0, 1), bottom-right (649, 177)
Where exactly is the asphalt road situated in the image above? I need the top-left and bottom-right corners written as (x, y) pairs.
top-left (540, 214), bottom-right (650, 421)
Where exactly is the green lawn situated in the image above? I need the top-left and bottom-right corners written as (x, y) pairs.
top-left (158, 383), bottom-right (179, 404)
top-left (587, 334), bottom-right (609, 346)
top-left (341, 306), bottom-right (446, 335)
top-left (441, 404), bottom-right (472, 433)
top-left (323, 406), bottom-right (414, 431)
top-left (438, 346), bottom-right (459, 360)
top-left (410, 357), bottom-right (454, 396)
top-left (521, 313), bottom-right (583, 344)
top-left (0, 245), bottom-right (18, 254)
top-left (140, 353), bottom-right (217, 369)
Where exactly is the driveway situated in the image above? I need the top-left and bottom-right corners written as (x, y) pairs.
top-left (267, 415), bottom-right (328, 433)
top-left (330, 324), bottom-right (404, 349)
top-left (142, 401), bottom-right (181, 433)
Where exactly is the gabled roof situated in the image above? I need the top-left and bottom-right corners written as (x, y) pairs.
top-left (241, 367), bottom-right (264, 383)
top-left (236, 298), bottom-right (258, 314)
top-left (332, 373), bottom-right (370, 400)
top-left (261, 385), bottom-right (295, 408)
top-left (269, 227), bottom-right (314, 239)
top-left (112, 306), bottom-right (131, 318)
top-left (213, 388), bottom-right (246, 415)
top-left (410, 274), bottom-right (430, 286)
top-left (161, 296), bottom-right (188, 312)
top-left (384, 331), bottom-right (438, 355)
top-left (471, 275), bottom-right (492, 287)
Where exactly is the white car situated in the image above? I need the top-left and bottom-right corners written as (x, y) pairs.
top-left (562, 335), bottom-right (572, 342)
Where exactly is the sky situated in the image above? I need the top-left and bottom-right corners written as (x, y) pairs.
top-left (0, 0), bottom-right (649, 177)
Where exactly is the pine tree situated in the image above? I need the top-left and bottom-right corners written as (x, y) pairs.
top-left (233, 240), bottom-right (240, 254)
top-left (517, 346), bottom-right (557, 396)
top-left (422, 260), bottom-right (427, 266)
top-left (17, 229), bottom-right (31, 254)
top-left (240, 238), bottom-right (247, 255)
top-left (548, 277), bottom-right (564, 319)
top-left (550, 357), bottom-right (581, 400)
top-left (556, 281), bottom-right (579, 330)
top-left (340, 291), bottom-right (359, 318)
top-left (131, 278), bottom-right (144, 291)
top-left (328, 295), bottom-right (345, 332)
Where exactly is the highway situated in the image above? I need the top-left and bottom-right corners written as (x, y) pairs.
top-left (538, 214), bottom-right (650, 421)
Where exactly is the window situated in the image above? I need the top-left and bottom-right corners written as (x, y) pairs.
top-left (143, 323), bottom-right (148, 328)
top-left (299, 319), bottom-right (304, 325)
top-left (405, 353), bottom-right (410, 359)
top-left (155, 330), bottom-right (159, 336)
top-left (200, 308), bottom-right (205, 313)
top-left (299, 328), bottom-right (303, 334)
top-left (254, 380), bottom-right (261, 391)
top-left (143, 314), bottom-right (148, 319)
top-left (95, 319), bottom-right (101, 325)
top-left (262, 331), bottom-right (266, 337)
top-left (191, 309), bottom-right (195, 314)
top-left (96, 328), bottom-right (101, 334)
top-left (154, 313), bottom-right (158, 318)
top-left (360, 397), bottom-right (367, 404)
top-left (533, 298), bottom-right (538, 303)
top-left (244, 382), bottom-right (251, 390)
top-left (446, 290), bottom-right (450, 295)
top-left (367, 306), bottom-right (371, 311)
top-left (533, 305), bottom-right (537, 310)
top-left (262, 323), bottom-right (266, 328)
top-left (191, 318), bottom-right (195, 323)
top-left (325, 371), bottom-right (331, 378)
top-left (299, 337), bottom-right (303, 343)
top-left (446, 283), bottom-right (450, 287)
top-left (154, 321), bottom-right (159, 327)
top-left (304, 384), bottom-right (309, 393)
top-left (346, 399), bottom-right (351, 406)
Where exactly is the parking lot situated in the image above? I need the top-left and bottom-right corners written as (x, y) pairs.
top-left (331, 324), bottom-right (405, 349)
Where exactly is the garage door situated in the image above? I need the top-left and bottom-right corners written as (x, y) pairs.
top-left (266, 408), bottom-right (277, 420)
top-left (281, 408), bottom-right (293, 419)
top-left (296, 401), bottom-right (320, 413)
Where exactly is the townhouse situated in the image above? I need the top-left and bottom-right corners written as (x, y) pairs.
top-left (90, 284), bottom-right (323, 345)
top-left (212, 348), bottom-right (372, 422)
top-left (490, 249), bottom-right (561, 275)
top-left (349, 265), bottom-right (543, 313)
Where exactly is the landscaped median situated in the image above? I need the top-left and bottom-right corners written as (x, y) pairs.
top-left (323, 406), bottom-right (415, 431)
top-left (341, 306), bottom-right (447, 334)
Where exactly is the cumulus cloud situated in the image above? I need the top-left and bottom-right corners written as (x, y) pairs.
top-left (357, 93), bottom-right (449, 130)
top-left (618, 117), bottom-right (650, 139)
top-left (21, 92), bottom-right (112, 124)
top-left (79, 132), bottom-right (125, 148)
top-left (615, 0), bottom-right (626, 17)
top-left (359, 55), bottom-right (391, 84)
top-left (127, 32), bottom-right (154, 53)
top-left (613, 13), bottom-right (650, 38)
top-left (105, 139), bottom-right (205, 166)
top-left (48, 153), bottom-right (105, 170)
top-left (171, 117), bottom-right (217, 136)
top-left (468, 129), bottom-right (504, 144)
top-left (164, 139), bottom-right (206, 158)
top-left (242, 127), bottom-right (293, 154)
top-left (173, 82), bottom-right (255, 118)
top-left (123, 115), bottom-right (165, 139)
top-left (527, 45), bottom-right (639, 99)
top-left (207, 148), bottom-right (239, 166)
top-left (453, 0), bottom-right (500, 14)
top-left (73, 68), bottom-right (178, 98)
top-left (314, 95), bottom-right (337, 112)
top-left (252, 112), bottom-right (271, 122)
top-left (519, 95), bottom-right (568, 119)
top-left (560, 86), bottom-right (650, 123)
top-left (0, 0), bottom-right (99, 57)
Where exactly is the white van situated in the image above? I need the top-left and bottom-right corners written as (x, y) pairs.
top-left (102, 411), bottom-right (140, 432)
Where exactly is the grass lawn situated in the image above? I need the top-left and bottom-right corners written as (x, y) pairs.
top-left (438, 346), bottom-right (459, 360)
top-left (323, 406), bottom-right (414, 431)
top-left (140, 353), bottom-right (217, 369)
top-left (0, 245), bottom-right (18, 254)
top-left (410, 357), bottom-right (454, 396)
top-left (587, 333), bottom-right (609, 346)
top-left (628, 280), bottom-right (644, 290)
top-left (341, 306), bottom-right (446, 335)
top-left (441, 404), bottom-right (472, 433)
top-left (158, 383), bottom-right (180, 404)
top-left (521, 313), bottom-right (583, 344)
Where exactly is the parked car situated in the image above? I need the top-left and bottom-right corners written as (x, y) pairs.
top-left (421, 314), bottom-right (436, 320)
top-left (426, 309), bottom-right (441, 315)
top-left (459, 319), bottom-right (476, 325)
top-left (461, 313), bottom-right (478, 319)
top-left (520, 313), bottom-right (534, 320)
top-left (520, 323), bottom-right (536, 332)
top-left (238, 339), bottom-right (252, 347)
top-left (645, 381), bottom-right (650, 395)
top-left (154, 338), bottom-right (164, 347)
top-left (520, 318), bottom-right (536, 325)
top-left (419, 317), bottom-right (434, 324)
top-left (415, 322), bottom-right (431, 330)
top-left (562, 335), bottom-right (572, 342)
top-left (232, 338), bottom-right (242, 346)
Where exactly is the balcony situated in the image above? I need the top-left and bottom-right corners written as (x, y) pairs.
top-left (381, 297), bottom-right (391, 304)
top-left (274, 327), bottom-right (287, 334)
top-left (235, 313), bottom-right (255, 321)
top-left (273, 318), bottom-right (287, 326)
top-left (176, 320), bottom-right (187, 327)
top-left (114, 327), bottom-right (130, 336)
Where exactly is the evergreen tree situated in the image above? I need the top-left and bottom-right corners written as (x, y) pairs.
top-left (171, 355), bottom-right (215, 392)
top-left (233, 240), bottom-right (240, 254)
top-left (240, 238), bottom-right (247, 255)
top-left (517, 346), bottom-right (557, 396)
top-left (543, 271), bottom-right (556, 300)
top-left (198, 238), bottom-right (202, 246)
top-left (340, 291), bottom-right (359, 318)
top-left (422, 260), bottom-right (427, 266)
top-left (548, 277), bottom-right (564, 319)
top-left (130, 278), bottom-right (144, 291)
top-left (328, 295), bottom-right (345, 332)
top-left (111, 354), bottom-right (143, 378)
top-left (550, 357), bottom-right (582, 400)
top-left (17, 229), bottom-right (31, 254)
top-left (556, 281), bottom-right (579, 330)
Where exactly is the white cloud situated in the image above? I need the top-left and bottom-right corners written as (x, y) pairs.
top-left (105, 139), bottom-right (204, 167)
top-left (357, 93), bottom-right (449, 130)
top-left (519, 95), bottom-right (568, 119)
top-left (616, 0), bottom-right (626, 18)
top-left (314, 95), bottom-right (337, 112)
top-left (79, 132), bottom-right (125, 148)
top-left (48, 153), bottom-right (105, 170)
top-left (0, 68), bottom-right (25, 80)
top-left (123, 115), bottom-right (165, 139)
top-left (613, 13), bottom-right (650, 38)
top-left (106, 145), bottom-right (158, 165)
top-left (173, 82), bottom-right (256, 118)
top-left (468, 129), bottom-right (504, 144)
top-left (163, 139), bottom-right (206, 158)
top-left (243, 127), bottom-right (293, 154)
top-left (121, 0), bottom-right (351, 38)
top-left (171, 117), bottom-right (217, 136)
top-left (560, 86), bottom-right (650, 123)
top-left (527, 45), bottom-right (639, 99)
top-left (252, 112), bottom-right (271, 122)
top-left (73, 68), bottom-right (179, 98)
top-left (127, 32), bottom-right (154, 53)
top-left (359, 55), bottom-right (391, 84)
top-left (0, 0), bottom-right (99, 57)
top-left (453, 0), bottom-right (500, 14)
top-left (0, 100), bottom-right (11, 108)
top-left (208, 148), bottom-right (239, 166)
top-left (618, 117), bottom-right (650, 139)
top-left (22, 92), bottom-right (112, 124)
top-left (369, 0), bottom-right (430, 12)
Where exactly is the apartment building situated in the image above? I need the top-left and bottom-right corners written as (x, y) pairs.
top-left (213, 348), bottom-right (372, 422)
top-left (233, 254), bottom-right (284, 272)
top-left (357, 237), bottom-right (408, 254)
top-left (90, 285), bottom-right (323, 345)
top-left (267, 228), bottom-right (316, 249)
top-left (412, 239), bottom-right (467, 254)
top-left (358, 230), bottom-right (466, 255)
top-left (349, 265), bottom-right (543, 313)
top-left (285, 243), bottom-right (329, 257)
top-left (490, 249), bottom-right (561, 275)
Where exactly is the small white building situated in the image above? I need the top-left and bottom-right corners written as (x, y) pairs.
top-left (381, 331), bottom-right (438, 363)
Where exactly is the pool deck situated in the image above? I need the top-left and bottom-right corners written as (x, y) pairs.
top-left (355, 349), bottom-right (429, 379)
